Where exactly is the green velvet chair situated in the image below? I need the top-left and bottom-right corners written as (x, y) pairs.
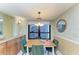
top-left (53, 39), bottom-right (59, 55)
top-left (20, 38), bottom-right (27, 55)
top-left (31, 45), bottom-right (44, 55)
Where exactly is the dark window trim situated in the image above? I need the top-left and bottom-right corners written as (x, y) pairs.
top-left (28, 24), bottom-right (51, 40)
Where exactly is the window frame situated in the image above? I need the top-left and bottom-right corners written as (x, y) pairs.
top-left (0, 19), bottom-right (3, 36)
top-left (28, 24), bottom-right (51, 40)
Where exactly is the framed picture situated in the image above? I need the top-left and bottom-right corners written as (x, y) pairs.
top-left (56, 19), bottom-right (67, 32)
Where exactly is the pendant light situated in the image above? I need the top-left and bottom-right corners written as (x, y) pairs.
top-left (35, 11), bottom-right (44, 26)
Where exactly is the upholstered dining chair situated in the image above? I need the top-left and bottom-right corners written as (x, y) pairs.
top-left (20, 38), bottom-right (27, 55)
top-left (31, 45), bottom-right (44, 55)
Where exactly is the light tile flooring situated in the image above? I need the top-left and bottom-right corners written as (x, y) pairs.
top-left (56, 50), bottom-right (62, 55)
top-left (17, 50), bottom-right (52, 55)
top-left (17, 50), bottom-right (27, 55)
top-left (17, 50), bottom-right (62, 55)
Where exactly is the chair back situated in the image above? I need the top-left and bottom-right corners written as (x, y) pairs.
top-left (21, 39), bottom-right (26, 46)
top-left (32, 45), bottom-right (44, 55)
top-left (20, 38), bottom-right (27, 54)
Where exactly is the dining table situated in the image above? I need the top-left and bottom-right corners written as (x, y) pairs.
top-left (25, 40), bottom-right (55, 55)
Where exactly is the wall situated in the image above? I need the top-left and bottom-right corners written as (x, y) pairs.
top-left (0, 12), bottom-right (14, 38)
top-left (14, 19), bottom-right (26, 35)
top-left (52, 4), bottom-right (79, 54)
top-left (0, 11), bottom-right (28, 44)
top-left (54, 36), bottom-right (79, 55)
top-left (13, 17), bottom-right (28, 41)
top-left (52, 4), bottom-right (79, 42)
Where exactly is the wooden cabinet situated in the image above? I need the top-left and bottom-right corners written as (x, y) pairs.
top-left (0, 36), bottom-right (23, 55)
top-left (16, 38), bottom-right (21, 53)
top-left (0, 43), bottom-right (6, 55)
top-left (6, 39), bottom-right (17, 55)
top-left (6, 38), bottom-right (22, 55)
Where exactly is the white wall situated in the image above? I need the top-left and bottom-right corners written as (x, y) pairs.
top-left (13, 17), bottom-right (28, 37)
top-left (52, 4), bottom-right (79, 42)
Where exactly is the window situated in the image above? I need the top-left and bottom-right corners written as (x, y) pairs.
top-left (28, 24), bottom-right (51, 39)
top-left (0, 19), bottom-right (3, 35)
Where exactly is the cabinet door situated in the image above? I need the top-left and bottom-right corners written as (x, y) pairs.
top-left (6, 39), bottom-right (17, 55)
top-left (6, 42), bottom-right (10, 55)
top-left (10, 40), bottom-right (17, 55)
top-left (6, 40), bottom-right (13, 55)
top-left (0, 43), bottom-right (6, 55)
top-left (6, 38), bottom-right (22, 55)
top-left (18, 38), bottom-right (21, 52)
top-left (14, 39), bottom-right (18, 54)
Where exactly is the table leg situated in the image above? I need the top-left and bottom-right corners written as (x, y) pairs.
top-left (52, 47), bottom-right (54, 55)
top-left (27, 46), bottom-right (29, 55)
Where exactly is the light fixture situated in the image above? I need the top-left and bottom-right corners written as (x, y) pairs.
top-left (0, 19), bottom-right (3, 22)
top-left (35, 11), bottom-right (44, 26)
top-left (17, 19), bottom-right (22, 24)
top-left (15, 16), bottom-right (22, 24)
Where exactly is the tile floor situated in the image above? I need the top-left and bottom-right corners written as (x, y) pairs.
top-left (17, 50), bottom-right (27, 55)
top-left (17, 50), bottom-right (52, 55)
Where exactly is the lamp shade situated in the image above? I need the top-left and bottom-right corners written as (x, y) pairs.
top-left (35, 22), bottom-right (44, 26)
top-left (35, 11), bottom-right (44, 26)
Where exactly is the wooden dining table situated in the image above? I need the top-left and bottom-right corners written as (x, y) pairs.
top-left (25, 40), bottom-right (55, 55)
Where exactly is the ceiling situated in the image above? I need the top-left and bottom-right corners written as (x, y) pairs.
top-left (0, 3), bottom-right (76, 21)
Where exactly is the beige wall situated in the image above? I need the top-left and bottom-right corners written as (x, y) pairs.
top-left (0, 12), bottom-right (27, 39)
top-left (52, 4), bottom-right (79, 54)
top-left (54, 36), bottom-right (79, 55)
top-left (52, 4), bottom-right (79, 42)
top-left (0, 12), bottom-right (14, 38)
top-left (13, 17), bottom-right (28, 41)
top-left (13, 17), bottom-right (27, 35)
top-left (0, 11), bottom-right (27, 41)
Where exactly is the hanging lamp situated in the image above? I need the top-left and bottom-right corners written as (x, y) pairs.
top-left (35, 11), bottom-right (44, 26)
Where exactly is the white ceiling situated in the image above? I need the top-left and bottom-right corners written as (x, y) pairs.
top-left (0, 3), bottom-right (76, 20)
